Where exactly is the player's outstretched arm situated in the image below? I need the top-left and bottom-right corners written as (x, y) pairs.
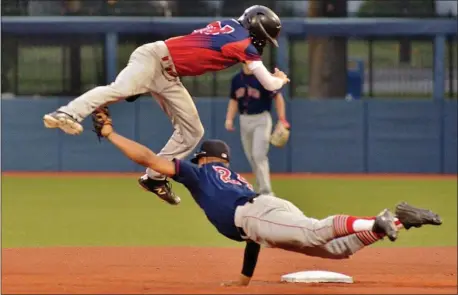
top-left (222, 240), bottom-right (260, 287)
top-left (246, 61), bottom-right (289, 91)
top-left (92, 107), bottom-right (176, 177)
top-left (107, 132), bottom-right (176, 177)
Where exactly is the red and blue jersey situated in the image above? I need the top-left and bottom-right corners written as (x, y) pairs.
top-left (172, 160), bottom-right (257, 242)
top-left (165, 19), bottom-right (262, 77)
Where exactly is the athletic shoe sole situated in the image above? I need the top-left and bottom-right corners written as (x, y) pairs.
top-left (43, 114), bottom-right (83, 135)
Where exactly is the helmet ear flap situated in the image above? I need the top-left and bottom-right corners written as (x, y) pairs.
top-left (258, 21), bottom-right (279, 47)
top-left (252, 38), bottom-right (266, 55)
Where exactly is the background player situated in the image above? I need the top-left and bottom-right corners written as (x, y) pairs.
top-left (92, 107), bottom-right (443, 287)
top-left (225, 63), bottom-right (290, 194)
top-left (42, 5), bottom-right (289, 206)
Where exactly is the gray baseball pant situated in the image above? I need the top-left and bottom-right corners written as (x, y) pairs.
top-left (58, 41), bottom-right (204, 179)
top-left (234, 195), bottom-right (373, 259)
top-left (239, 111), bottom-right (273, 194)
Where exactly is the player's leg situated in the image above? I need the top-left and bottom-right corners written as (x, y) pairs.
top-left (236, 197), bottom-right (441, 257)
top-left (43, 43), bottom-right (158, 135)
top-left (250, 112), bottom-right (273, 194)
top-left (139, 87), bottom-right (204, 205)
top-left (297, 223), bottom-right (404, 259)
top-left (296, 202), bottom-right (442, 259)
top-left (235, 195), bottom-right (398, 249)
top-left (150, 90), bottom-right (204, 164)
top-left (239, 115), bottom-right (256, 186)
top-left (295, 232), bottom-right (382, 260)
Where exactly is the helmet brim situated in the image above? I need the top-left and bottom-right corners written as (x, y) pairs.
top-left (270, 38), bottom-right (279, 47)
top-left (258, 21), bottom-right (279, 47)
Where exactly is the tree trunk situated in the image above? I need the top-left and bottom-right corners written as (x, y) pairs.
top-left (308, 0), bottom-right (347, 99)
top-left (399, 39), bottom-right (412, 64)
top-left (399, 1), bottom-right (411, 64)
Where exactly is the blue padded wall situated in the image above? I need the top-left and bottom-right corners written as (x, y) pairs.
top-left (367, 100), bottom-right (442, 173)
top-left (291, 100), bottom-right (365, 173)
top-left (2, 98), bottom-right (455, 174)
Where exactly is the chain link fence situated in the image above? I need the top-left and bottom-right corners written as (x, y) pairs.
top-left (1, 0), bottom-right (306, 17)
top-left (289, 37), bottom-right (457, 99)
top-left (3, 0), bottom-right (456, 18)
top-left (2, 0), bottom-right (456, 98)
top-left (2, 33), bottom-right (456, 99)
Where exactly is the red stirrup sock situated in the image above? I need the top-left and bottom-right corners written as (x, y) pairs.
top-left (333, 215), bottom-right (375, 237)
top-left (356, 219), bottom-right (403, 246)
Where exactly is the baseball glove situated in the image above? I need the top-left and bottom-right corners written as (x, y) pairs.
top-left (92, 106), bottom-right (113, 142)
top-left (270, 120), bottom-right (290, 148)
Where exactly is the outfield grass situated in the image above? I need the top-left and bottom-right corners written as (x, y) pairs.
top-left (2, 175), bottom-right (456, 249)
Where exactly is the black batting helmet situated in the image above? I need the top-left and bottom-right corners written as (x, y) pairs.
top-left (191, 139), bottom-right (231, 164)
top-left (238, 5), bottom-right (281, 54)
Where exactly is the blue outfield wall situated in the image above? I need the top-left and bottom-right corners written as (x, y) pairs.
top-left (1, 98), bottom-right (456, 174)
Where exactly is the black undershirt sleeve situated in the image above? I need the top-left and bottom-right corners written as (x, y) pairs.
top-left (241, 240), bottom-right (261, 277)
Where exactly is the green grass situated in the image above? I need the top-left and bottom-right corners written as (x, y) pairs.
top-left (2, 176), bottom-right (456, 248)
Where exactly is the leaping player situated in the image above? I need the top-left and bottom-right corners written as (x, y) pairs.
top-left (43, 5), bottom-right (289, 206)
top-left (91, 107), bottom-right (443, 286)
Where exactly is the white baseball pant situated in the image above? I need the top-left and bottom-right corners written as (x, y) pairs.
top-left (58, 41), bottom-right (204, 179)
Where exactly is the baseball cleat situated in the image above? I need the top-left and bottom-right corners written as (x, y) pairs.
top-left (138, 175), bottom-right (181, 205)
top-left (395, 202), bottom-right (442, 230)
top-left (43, 111), bottom-right (83, 135)
top-left (372, 209), bottom-right (398, 242)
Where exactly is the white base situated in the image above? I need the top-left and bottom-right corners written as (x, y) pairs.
top-left (281, 270), bottom-right (354, 284)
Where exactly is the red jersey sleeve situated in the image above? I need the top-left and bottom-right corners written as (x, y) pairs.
top-left (221, 38), bottom-right (262, 63)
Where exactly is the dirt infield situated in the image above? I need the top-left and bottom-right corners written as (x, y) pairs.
top-left (2, 246), bottom-right (457, 294)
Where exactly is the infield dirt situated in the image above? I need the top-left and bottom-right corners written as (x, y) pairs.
top-left (2, 246), bottom-right (457, 294)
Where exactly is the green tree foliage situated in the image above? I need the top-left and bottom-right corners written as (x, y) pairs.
top-left (357, 0), bottom-right (436, 17)
top-left (221, 0), bottom-right (277, 17)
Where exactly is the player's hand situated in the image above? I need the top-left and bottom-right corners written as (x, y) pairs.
top-left (273, 68), bottom-right (290, 85)
top-left (92, 107), bottom-right (114, 141)
top-left (220, 280), bottom-right (249, 287)
top-left (280, 118), bottom-right (290, 129)
top-left (225, 119), bottom-right (235, 132)
top-left (221, 274), bottom-right (251, 287)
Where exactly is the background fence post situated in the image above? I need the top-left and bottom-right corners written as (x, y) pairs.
top-left (368, 39), bottom-right (374, 98)
top-left (433, 34), bottom-right (446, 101)
top-left (363, 100), bottom-right (369, 173)
top-left (446, 35), bottom-right (455, 98)
top-left (276, 34), bottom-right (290, 99)
top-left (276, 34), bottom-right (292, 172)
top-left (105, 32), bottom-right (118, 84)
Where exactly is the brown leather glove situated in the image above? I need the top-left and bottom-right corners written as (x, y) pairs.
top-left (92, 106), bottom-right (113, 141)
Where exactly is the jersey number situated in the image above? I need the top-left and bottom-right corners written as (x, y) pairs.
top-left (213, 166), bottom-right (254, 191)
top-left (193, 21), bottom-right (235, 35)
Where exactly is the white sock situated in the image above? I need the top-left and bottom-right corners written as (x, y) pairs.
top-left (146, 169), bottom-right (165, 180)
top-left (353, 219), bottom-right (375, 232)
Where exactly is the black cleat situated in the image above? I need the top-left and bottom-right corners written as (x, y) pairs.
top-left (138, 175), bottom-right (181, 205)
top-left (373, 209), bottom-right (398, 242)
top-left (395, 202), bottom-right (442, 230)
